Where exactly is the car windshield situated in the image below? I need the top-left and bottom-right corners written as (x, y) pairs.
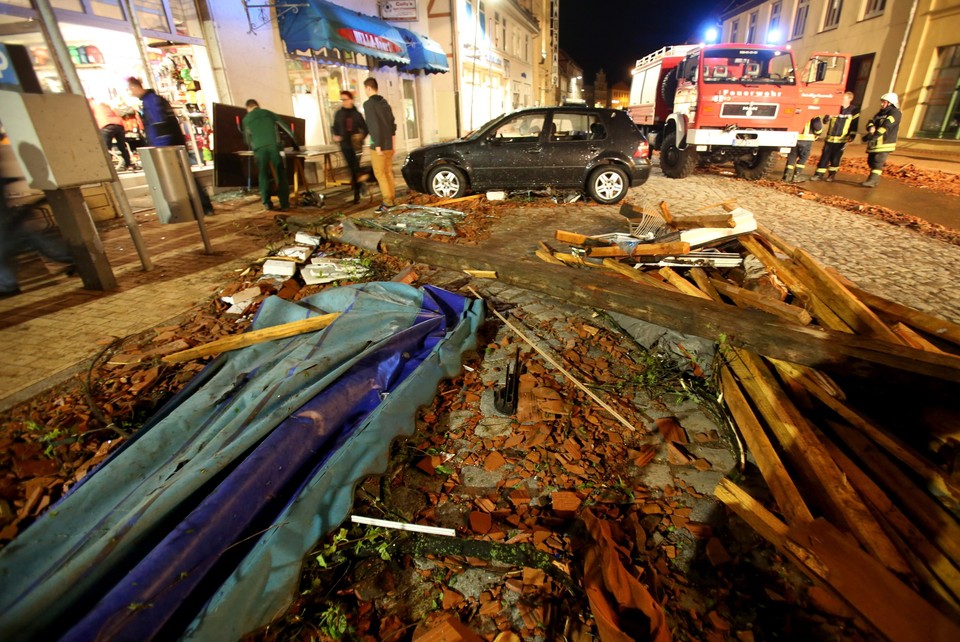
top-left (701, 48), bottom-right (795, 85)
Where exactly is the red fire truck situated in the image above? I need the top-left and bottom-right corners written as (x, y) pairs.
top-left (628, 44), bottom-right (849, 180)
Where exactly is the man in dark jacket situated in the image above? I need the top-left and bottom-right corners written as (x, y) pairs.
top-left (860, 92), bottom-right (902, 188)
top-left (811, 91), bottom-right (859, 182)
top-left (362, 77), bottom-right (397, 213)
top-left (243, 99), bottom-right (299, 211)
top-left (332, 90), bottom-right (368, 204)
top-left (127, 76), bottom-right (213, 214)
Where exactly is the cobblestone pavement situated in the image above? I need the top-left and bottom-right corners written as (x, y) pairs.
top-left (483, 173), bottom-right (960, 324)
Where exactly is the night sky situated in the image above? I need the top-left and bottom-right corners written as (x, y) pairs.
top-left (559, 0), bottom-right (727, 87)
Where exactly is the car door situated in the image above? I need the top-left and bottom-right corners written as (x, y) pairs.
top-left (468, 111), bottom-right (547, 189)
top-left (540, 111), bottom-right (606, 187)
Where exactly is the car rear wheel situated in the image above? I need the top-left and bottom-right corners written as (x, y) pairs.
top-left (733, 149), bottom-right (776, 180)
top-left (659, 132), bottom-right (697, 178)
top-left (587, 165), bottom-right (629, 204)
top-left (427, 165), bottom-right (467, 199)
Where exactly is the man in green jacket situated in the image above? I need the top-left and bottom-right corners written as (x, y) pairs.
top-left (243, 99), bottom-right (299, 211)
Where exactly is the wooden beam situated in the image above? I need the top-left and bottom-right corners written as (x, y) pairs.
top-left (668, 214), bottom-right (736, 229)
top-left (689, 267), bottom-right (723, 302)
top-left (432, 193), bottom-right (482, 207)
top-left (340, 231), bottom-right (960, 382)
top-left (892, 323), bottom-right (950, 354)
top-left (658, 267), bottom-right (712, 299)
top-left (756, 223), bottom-right (797, 255)
top-left (554, 230), bottom-right (612, 247)
top-left (535, 249), bottom-right (566, 266)
top-left (726, 348), bottom-right (911, 573)
top-left (791, 248), bottom-right (905, 344)
top-left (739, 235), bottom-right (853, 332)
top-left (720, 367), bottom-right (814, 524)
top-left (162, 313), bottom-right (340, 363)
top-left (717, 479), bottom-right (960, 642)
top-left (711, 278), bottom-right (813, 325)
top-left (658, 200), bottom-right (674, 224)
top-left (845, 284), bottom-right (960, 349)
top-left (601, 259), bottom-right (677, 291)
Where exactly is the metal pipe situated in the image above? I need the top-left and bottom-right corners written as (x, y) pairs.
top-left (119, 0), bottom-right (158, 88)
top-left (450, 0), bottom-right (463, 137)
top-left (178, 146), bottom-right (214, 254)
top-left (889, 0), bottom-right (920, 93)
top-left (31, 0), bottom-right (153, 271)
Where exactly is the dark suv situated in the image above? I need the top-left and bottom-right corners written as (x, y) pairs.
top-left (401, 107), bottom-right (651, 204)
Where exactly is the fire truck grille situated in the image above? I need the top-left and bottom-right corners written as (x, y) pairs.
top-left (720, 103), bottom-right (779, 118)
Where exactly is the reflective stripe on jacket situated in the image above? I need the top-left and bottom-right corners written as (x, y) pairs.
top-left (824, 105), bottom-right (859, 143)
top-left (866, 106), bottom-right (901, 153)
top-left (797, 116), bottom-right (823, 142)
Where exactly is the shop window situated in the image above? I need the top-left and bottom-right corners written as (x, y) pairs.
top-left (863, 0), bottom-right (885, 19)
top-left (169, 0), bottom-right (202, 39)
top-left (90, 0), bottom-right (125, 20)
top-left (51, 0), bottom-right (84, 11)
top-left (918, 45), bottom-right (960, 140)
top-left (135, 0), bottom-right (170, 33)
top-left (402, 78), bottom-right (419, 140)
top-left (791, 0), bottom-right (809, 39)
top-left (823, 0), bottom-right (843, 30)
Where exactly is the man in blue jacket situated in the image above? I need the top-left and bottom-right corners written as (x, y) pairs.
top-left (127, 76), bottom-right (213, 214)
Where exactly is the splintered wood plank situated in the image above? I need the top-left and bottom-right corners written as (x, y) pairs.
top-left (739, 235), bottom-right (852, 332)
top-left (586, 241), bottom-right (691, 258)
top-left (668, 213), bottom-right (736, 229)
top-left (820, 426), bottom-right (960, 608)
top-left (658, 200), bottom-right (674, 224)
top-left (552, 253), bottom-right (604, 268)
top-left (717, 479), bottom-right (960, 642)
top-left (601, 259), bottom-right (677, 291)
top-left (771, 358), bottom-right (958, 502)
top-left (892, 322), bottom-right (950, 354)
top-left (162, 313), bottom-right (340, 363)
top-left (845, 284), bottom-right (960, 348)
top-left (432, 193), bottom-right (483, 206)
top-left (720, 366), bottom-right (813, 525)
top-left (711, 278), bottom-right (813, 325)
top-left (554, 230), bottom-right (612, 247)
top-left (827, 420), bottom-right (960, 572)
top-left (689, 267), bottom-right (722, 302)
top-left (756, 223), bottom-right (797, 256)
top-left (535, 249), bottom-right (566, 266)
top-left (658, 267), bottom-right (712, 299)
top-left (726, 348), bottom-right (911, 574)
top-left (790, 248), bottom-right (904, 344)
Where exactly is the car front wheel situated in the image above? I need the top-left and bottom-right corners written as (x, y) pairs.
top-left (426, 165), bottom-right (467, 199)
top-left (587, 165), bottom-right (629, 204)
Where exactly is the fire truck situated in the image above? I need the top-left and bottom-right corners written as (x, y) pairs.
top-left (628, 44), bottom-right (849, 180)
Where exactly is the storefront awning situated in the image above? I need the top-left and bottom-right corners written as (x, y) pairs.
top-left (277, 0), bottom-right (409, 65)
top-left (398, 28), bottom-right (450, 74)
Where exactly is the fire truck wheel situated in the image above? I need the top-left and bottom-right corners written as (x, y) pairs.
top-left (427, 165), bottom-right (467, 199)
top-left (659, 132), bottom-right (696, 179)
top-left (587, 165), bottom-right (629, 204)
top-left (734, 149), bottom-right (776, 180)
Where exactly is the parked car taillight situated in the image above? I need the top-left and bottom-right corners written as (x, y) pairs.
top-left (634, 141), bottom-right (650, 159)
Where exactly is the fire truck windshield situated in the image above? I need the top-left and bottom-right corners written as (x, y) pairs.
top-left (701, 48), bottom-right (795, 85)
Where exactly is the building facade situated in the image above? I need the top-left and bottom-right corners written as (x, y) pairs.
top-left (720, 0), bottom-right (960, 146)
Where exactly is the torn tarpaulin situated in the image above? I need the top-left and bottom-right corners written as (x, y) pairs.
top-left (0, 283), bottom-right (483, 642)
top-left (608, 311), bottom-right (716, 376)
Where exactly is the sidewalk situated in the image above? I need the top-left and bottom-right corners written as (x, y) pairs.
top-left (0, 187), bottom-right (368, 413)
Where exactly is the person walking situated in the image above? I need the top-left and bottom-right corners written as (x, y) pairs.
top-left (127, 76), bottom-right (213, 214)
top-left (362, 78), bottom-right (397, 213)
top-left (242, 99), bottom-right (300, 211)
top-left (1, 167), bottom-right (75, 298)
top-left (860, 92), bottom-right (902, 188)
top-left (90, 98), bottom-right (135, 171)
top-left (783, 115), bottom-right (823, 183)
top-left (332, 90), bottom-right (368, 204)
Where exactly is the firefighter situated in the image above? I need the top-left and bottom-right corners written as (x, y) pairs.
top-left (860, 92), bottom-right (901, 188)
top-left (783, 115), bottom-right (823, 183)
top-left (811, 91), bottom-right (859, 182)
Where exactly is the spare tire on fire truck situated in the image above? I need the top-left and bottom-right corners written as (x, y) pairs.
top-left (660, 68), bottom-right (678, 108)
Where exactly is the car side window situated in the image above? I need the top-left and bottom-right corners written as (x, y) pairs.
top-left (549, 113), bottom-right (603, 142)
top-left (493, 114), bottom-right (545, 143)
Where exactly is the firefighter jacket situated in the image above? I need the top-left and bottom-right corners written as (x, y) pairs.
top-left (797, 116), bottom-right (824, 142)
top-left (865, 105), bottom-right (901, 153)
top-left (823, 104), bottom-right (859, 144)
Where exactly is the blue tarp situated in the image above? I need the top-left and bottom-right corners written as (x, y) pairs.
top-left (278, 0), bottom-right (410, 65)
top-left (398, 28), bottom-right (450, 74)
top-left (0, 283), bottom-right (482, 641)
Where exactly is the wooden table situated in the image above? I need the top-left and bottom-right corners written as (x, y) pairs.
top-left (236, 146), bottom-right (346, 205)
